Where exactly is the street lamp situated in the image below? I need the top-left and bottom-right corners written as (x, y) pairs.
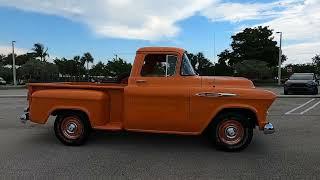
top-left (11, 41), bottom-right (17, 86)
top-left (276, 32), bottom-right (282, 85)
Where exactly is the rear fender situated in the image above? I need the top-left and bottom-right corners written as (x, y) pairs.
top-left (29, 89), bottom-right (109, 126)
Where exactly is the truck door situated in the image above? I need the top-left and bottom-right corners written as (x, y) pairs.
top-left (124, 52), bottom-right (190, 133)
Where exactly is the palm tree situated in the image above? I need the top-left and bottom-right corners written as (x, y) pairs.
top-left (81, 52), bottom-right (94, 80)
top-left (72, 56), bottom-right (81, 80)
top-left (32, 43), bottom-right (49, 61)
top-left (81, 52), bottom-right (94, 70)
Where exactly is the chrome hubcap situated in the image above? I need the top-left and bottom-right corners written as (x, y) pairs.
top-left (67, 123), bottom-right (77, 134)
top-left (225, 126), bottom-right (237, 138)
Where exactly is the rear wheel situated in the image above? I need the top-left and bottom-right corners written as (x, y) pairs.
top-left (284, 89), bottom-right (289, 95)
top-left (54, 112), bottom-right (90, 146)
top-left (209, 113), bottom-right (253, 151)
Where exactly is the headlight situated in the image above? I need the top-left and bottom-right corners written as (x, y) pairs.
top-left (307, 82), bottom-right (316, 86)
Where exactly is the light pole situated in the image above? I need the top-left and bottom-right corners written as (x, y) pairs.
top-left (11, 41), bottom-right (17, 86)
top-left (213, 31), bottom-right (216, 75)
top-left (276, 32), bottom-right (282, 85)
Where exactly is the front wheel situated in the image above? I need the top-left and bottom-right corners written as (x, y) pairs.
top-left (313, 87), bottom-right (318, 95)
top-left (209, 113), bottom-right (253, 151)
top-left (54, 112), bottom-right (91, 146)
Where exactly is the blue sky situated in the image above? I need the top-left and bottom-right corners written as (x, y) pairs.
top-left (0, 0), bottom-right (319, 64)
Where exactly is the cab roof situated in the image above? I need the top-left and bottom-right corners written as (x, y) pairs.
top-left (137, 47), bottom-right (185, 54)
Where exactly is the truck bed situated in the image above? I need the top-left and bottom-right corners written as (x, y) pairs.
top-left (29, 82), bottom-right (126, 90)
top-left (27, 82), bottom-right (126, 130)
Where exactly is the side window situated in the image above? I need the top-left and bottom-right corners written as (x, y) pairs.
top-left (141, 54), bottom-right (177, 77)
top-left (181, 53), bottom-right (196, 76)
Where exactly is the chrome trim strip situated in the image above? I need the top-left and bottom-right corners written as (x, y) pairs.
top-left (195, 92), bottom-right (237, 97)
top-left (217, 93), bottom-right (237, 97)
top-left (195, 92), bottom-right (219, 97)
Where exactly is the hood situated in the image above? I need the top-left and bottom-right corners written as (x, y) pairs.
top-left (285, 79), bottom-right (314, 84)
top-left (202, 76), bottom-right (255, 88)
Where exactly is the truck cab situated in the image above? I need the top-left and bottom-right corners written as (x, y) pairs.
top-left (21, 47), bottom-right (276, 151)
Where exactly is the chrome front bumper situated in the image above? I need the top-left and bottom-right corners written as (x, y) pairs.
top-left (263, 122), bottom-right (275, 134)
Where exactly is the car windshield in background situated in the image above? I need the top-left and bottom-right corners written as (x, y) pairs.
top-left (290, 75), bottom-right (314, 80)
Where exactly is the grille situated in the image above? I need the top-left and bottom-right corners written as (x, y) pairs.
top-left (290, 83), bottom-right (307, 87)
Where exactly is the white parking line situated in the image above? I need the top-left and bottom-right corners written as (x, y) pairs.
top-left (285, 98), bottom-right (315, 115)
top-left (300, 101), bottom-right (320, 115)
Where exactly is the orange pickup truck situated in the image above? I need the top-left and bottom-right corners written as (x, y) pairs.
top-left (21, 47), bottom-right (276, 151)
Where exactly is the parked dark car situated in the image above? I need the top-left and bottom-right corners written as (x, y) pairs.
top-left (284, 73), bottom-right (319, 95)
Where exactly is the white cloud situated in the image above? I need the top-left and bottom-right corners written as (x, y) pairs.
top-left (260, 0), bottom-right (320, 63)
top-left (0, 45), bottom-right (29, 55)
top-left (261, 0), bottom-right (320, 41)
top-left (202, 0), bottom-right (301, 22)
top-left (202, 0), bottom-right (320, 64)
top-left (0, 0), bottom-right (319, 63)
top-left (0, 0), bottom-right (213, 40)
top-left (0, 44), bottom-right (60, 63)
top-left (283, 42), bottom-right (320, 64)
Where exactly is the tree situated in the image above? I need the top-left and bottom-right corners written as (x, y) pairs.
top-left (53, 58), bottom-right (68, 77)
top-left (186, 52), bottom-right (215, 76)
top-left (1, 53), bottom-right (16, 65)
top-left (214, 59), bottom-right (234, 76)
top-left (80, 52), bottom-right (94, 80)
top-left (54, 57), bottom-right (85, 80)
top-left (2, 53), bottom-right (33, 66)
top-left (0, 54), bottom-right (5, 65)
top-left (105, 58), bottom-right (132, 77)
top-left (90, 61), bottom-right (106, 76)
top-left (18, 59), bottom-right (58, 82)
top-left (81, 52), bottom-right (94, 71)
top-left (218, 26), bottom-right (286, 67)
top-left (0, 66), bottom-right (12, 82)
top-left (16, 53), bottom-right (34, 65)
top-left (73, 56), bottom-right (86, 79)
top-left (312, 54), bottom-right (320, 74)
top-left (234, 60), bottom-right (273, 79)
top-left (31, 43), bottom-right (49, 61)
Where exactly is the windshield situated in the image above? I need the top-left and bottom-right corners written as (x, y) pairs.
top-left (289, 74), bottom-right (314, 80)
top-left (181, 53), bottom-right (196, 76)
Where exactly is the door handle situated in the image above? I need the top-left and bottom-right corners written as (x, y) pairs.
top-left (136, 80), bottom-right (146, 83)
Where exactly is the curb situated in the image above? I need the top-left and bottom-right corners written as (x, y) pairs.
top-left (0, 95), bottom-right (27, 98)
top-left (0, 86), bottom-right (27, 90)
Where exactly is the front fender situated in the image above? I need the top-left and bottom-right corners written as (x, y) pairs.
top-left (200, 103), bottom-right (260, 132)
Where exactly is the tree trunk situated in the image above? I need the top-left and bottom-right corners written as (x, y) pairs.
top-left (87, 62), bottom-right (89, 81)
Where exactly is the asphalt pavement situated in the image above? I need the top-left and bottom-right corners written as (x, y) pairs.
top-left (0, 96), bottom-right (320, 179)
top-left (0, 89), bottom-right (27, 96)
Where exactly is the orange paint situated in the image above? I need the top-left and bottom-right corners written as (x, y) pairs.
top-left (27, 47), bottom-right (276, 135)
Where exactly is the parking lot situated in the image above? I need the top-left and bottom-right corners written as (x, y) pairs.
top-left (0, 94), bottom-right (320, 179)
